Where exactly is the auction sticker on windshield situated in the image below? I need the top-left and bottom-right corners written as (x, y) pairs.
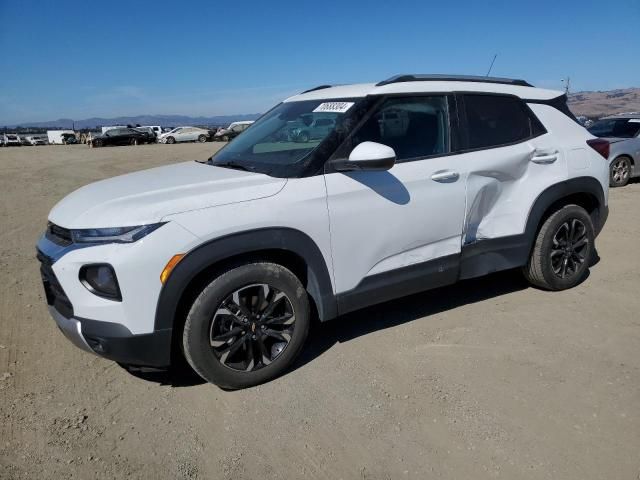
top-left (313, 102), bottom-right (354, 114)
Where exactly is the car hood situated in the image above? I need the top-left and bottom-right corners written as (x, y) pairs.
top-left (49, 161), bottom-right (287, 229)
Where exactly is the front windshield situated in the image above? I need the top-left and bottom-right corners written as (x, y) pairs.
top-left (588, 118), bottom-right (640, 138)
top-left (209, 98), bottom-right (366, 177)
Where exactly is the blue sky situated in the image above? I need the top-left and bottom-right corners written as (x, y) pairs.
top-left (0, 0), bottom-right (638, 125)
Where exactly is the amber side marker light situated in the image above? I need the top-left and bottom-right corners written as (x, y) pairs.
top-left (160, 254), bottom-right (185, 284)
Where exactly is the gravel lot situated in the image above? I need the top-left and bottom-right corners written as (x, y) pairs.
top-left (1, 143), bottom-right (638, 479)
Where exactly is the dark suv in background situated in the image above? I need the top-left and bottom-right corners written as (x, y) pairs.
top-left (91, 128), bottom-right (154, 147)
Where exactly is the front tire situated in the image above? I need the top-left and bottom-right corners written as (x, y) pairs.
top-left (523, 204), bottom-right (594, 291)
top-left (166, 136), bottom-right (175, 144)
top-left (609, 156), bottom-right (631, 187)
top-left (182, 262), bottom-right (310, 389)
top-left (198, 134), bottom-right (207, 143)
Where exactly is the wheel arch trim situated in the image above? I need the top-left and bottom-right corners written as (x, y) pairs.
top-left (524, 176), bottom-right (606, 241)
top-left (153, 227), bottom-right (337, 332)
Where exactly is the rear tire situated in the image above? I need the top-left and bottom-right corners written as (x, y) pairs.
top-left (182, 262), bottom-right (310, 389)
top-left (523, 204), bottom-right (594, 291)
top-left (609, 156), bottom-right (631, 187)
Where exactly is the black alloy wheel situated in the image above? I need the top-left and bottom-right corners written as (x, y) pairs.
top-left (549, 218), bottom-right (589, 279)
top-left (523, 204), bottom-right (594, 291)
top-left (210, 284), bottom-right (296, 372)
top-left (182, 262), bottom-right (310, 389)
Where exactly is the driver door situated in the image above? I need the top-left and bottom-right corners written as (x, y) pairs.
top-left (324, 95), bottom-right (467, 312)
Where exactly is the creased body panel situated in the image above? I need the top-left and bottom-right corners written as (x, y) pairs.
top-left (463, 138), bottom-right (568, 243)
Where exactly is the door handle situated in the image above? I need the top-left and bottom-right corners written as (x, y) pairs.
top-left (531, 150), bottom-right (558, 164)
top-left (431, 170), bottom-right (459, 183)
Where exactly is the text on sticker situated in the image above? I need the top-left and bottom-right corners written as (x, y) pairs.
top-left (312, 102), bottom-right (355, 114)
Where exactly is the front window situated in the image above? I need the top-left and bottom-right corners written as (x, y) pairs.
top-left (588, 118), bottom-right (640, 139)
top-left (209, 98), bottom-right (370, 177)
top-left (336, 95), bottom-right (450, 162)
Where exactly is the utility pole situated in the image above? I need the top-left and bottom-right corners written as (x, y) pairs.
top-left (561, 77), bottom-right (571, 95)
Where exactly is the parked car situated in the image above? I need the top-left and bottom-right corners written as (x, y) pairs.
top-left (134, 127), bottom-right (158, 142)
top-left (2, 133), bottom-right (22, 146)
top-left (62, 133), bottom-right (78, 144)
top-left (90, 127), bottom-right (153, 147)
top-left (25, 135), bottom-right (48, 145)
top-left (37, 74), bottom-right (609, 389)
top-left (159, 126), bottom-right (210, 144)
top-left (290, 115), bottom-right (336, 142)
top-left (588, 114), bottom-right (640, 187)
top-left (47, 130), bottom-right (76, 145)
top-left (213, 121), bottom-right (254, 141)
top-left (140, 125), bottom-right (162, 138)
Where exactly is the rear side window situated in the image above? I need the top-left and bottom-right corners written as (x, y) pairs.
top-left (462, 94), bottom-right (545, 150)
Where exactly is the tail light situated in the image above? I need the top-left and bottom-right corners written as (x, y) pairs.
top-left (587, 139), bottom-right (610, 159)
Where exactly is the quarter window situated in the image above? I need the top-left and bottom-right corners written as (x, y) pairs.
top-left (348, 96), bottom-right (450, 162)
top-left (462, 94), bottom-right (543, 150)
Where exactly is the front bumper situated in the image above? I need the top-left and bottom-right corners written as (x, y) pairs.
top-left (47, 303), bottom-right (173, 367)
top-left (48, 305), bottom-right (95, 354)
top-left (38, 247), bottom-right (173, 367)
top-left (35, 223), bottom-right (198, 368)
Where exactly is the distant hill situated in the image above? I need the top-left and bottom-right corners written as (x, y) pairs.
top-left (568, 88), bottom-right (640, 118)
top-left (6, 113), bottom-right (262, 130)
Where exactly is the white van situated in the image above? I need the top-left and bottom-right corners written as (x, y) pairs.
top-left (101, 126), bottom-right (127, 134)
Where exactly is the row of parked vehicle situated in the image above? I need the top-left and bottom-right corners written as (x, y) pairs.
top-left (87, 121), bottom-right (255, 147)
top-left (0, 121), bottom-right (255, 148)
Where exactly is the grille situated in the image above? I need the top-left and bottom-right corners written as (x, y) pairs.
top-left (46, 223), bottom-right (73, 246)
top-left (37, 249), bottom-right (74, 318)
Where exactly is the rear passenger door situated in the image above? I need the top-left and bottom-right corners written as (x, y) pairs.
top-left (324, 95), bottom-right (467, 310)
top-left (457, 94), bottom-right (559, 247)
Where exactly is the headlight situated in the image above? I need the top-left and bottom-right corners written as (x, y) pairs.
top-left (71, 223), bottom-right (166, 244)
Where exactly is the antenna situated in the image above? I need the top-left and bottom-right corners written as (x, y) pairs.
top-left (486, 54), bottom-right (497, 76)
top-left (561, 76), bottom-right (571, 95)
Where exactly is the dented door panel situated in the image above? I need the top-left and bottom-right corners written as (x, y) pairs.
top-left (462, 136), bottom-right (568, 243)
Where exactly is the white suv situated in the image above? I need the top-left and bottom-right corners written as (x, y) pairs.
top-left (37, 74), bottom-right (610, 389)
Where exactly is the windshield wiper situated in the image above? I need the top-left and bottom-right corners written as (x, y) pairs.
top-left (213, 161), bottom-right (256, 172)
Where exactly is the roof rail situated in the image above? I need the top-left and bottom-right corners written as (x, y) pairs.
top-left (376, 74), bottom-right (533, 87)
top-left (300, 85), bottom-right (333, 94)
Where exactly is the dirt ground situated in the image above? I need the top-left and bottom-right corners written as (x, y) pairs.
top-left (0, 143), bottom-right (638, 479)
